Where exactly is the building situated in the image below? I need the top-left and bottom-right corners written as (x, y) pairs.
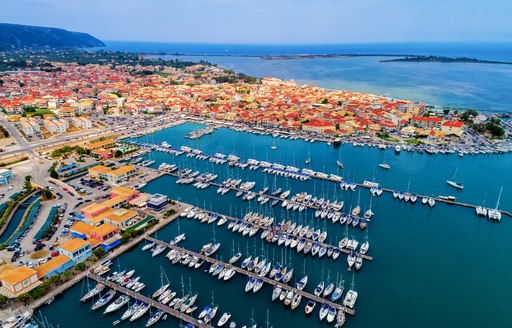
top-left (88, 165), bottom-right (138, 185)
top-left (302, 120), bottom-right (336, 133)
top-left (20, 118), bottom-right (40, 136)
top-left (58, 238), bottom-right (92, 264)
top-left (147, 193), bottom-right (168, 211)
top-left (411, 116), bottom-right (443, 129)
top-left (71, 117), bottom-right (93, 129)
top-left (110, 186), bottom-right (140, 201)
top-left (35, 254), bottom-right (74, 279)
top-left (0, 266), bottom-right (40, 297)
top-left (104, 208), bottom-right (138, 229)
top-left (86, 138), bottom-right (116, 151)
top-left (441, 121), bottom-right (464, 138)
top-left (89, 223), bottom-right (121, 251)
top-left (43, 119), bottom-right (67, 134)
top-left (0, 169), bottom-right (14, 184)
top-left (70, 221), bottom-right (96, 240)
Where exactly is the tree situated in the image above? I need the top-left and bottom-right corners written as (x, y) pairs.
top-left (321, 98), bottom-right (329, 104)
top-left (75, 262), bottom-right (86, 271)
top-left (42, 187), bottom-right (53, 200)
top-left (121, 232), bottom-right (132, 244)
top-left (75, 146), bottom-right (86, 154)
top-left (50, 169), bottom-right (59, 179)
top-left (443, 109), bottom-right (450, 115)
top-left (0, 295), bottom-right (8, 306)
top-left (114, 150), bottom-right (123, 158)
top-left (93, 247), bottom-right (106, 258)
top-left (17, 293), bottom-right (30, 303)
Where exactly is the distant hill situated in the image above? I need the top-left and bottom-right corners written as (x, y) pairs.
top-left (0, 23), bottom-right (105, 50)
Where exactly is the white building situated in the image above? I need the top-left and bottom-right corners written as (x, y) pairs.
top-left (71, 117), bottom-right (93, 129)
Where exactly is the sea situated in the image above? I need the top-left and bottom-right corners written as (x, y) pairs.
top-left (101, 41), bottom-right (512, 113)
top-left (38, 122), bottom-right (512, 328)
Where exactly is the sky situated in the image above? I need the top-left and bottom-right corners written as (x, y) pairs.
top-left (1, 0), bottom-right (512, 44)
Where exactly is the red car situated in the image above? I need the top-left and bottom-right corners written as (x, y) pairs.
top-left (51, 251), bottom-right (59, 257)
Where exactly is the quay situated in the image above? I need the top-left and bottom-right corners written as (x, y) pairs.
top-left (184, 205), bottom-right (374, 261)
top-left (86, 272), bottom-right (208, 328)
top-left (145, 236), bottom-right (356, 316)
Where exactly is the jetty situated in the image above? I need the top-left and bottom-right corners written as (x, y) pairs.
top-left (86, 272), bottom-right (209, 327)
top-left (145, 236), bottom-right (356, 316)
top-left (183, 205), bottom-right (373, 261)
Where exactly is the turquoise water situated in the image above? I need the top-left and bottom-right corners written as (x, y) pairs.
top-left (0, 193), bottom-right (40, 244)
top-left (40, 124), bottom-right (512, 327)
top-left (152, 54), bottom-right (512, 112)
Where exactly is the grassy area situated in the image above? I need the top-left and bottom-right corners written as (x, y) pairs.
top-left (405, 139), bottom-right (423, 145)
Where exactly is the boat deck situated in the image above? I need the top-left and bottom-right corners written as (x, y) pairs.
top-left (145, 236), bottom-right (356, 316)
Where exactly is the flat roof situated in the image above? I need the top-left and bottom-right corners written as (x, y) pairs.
top-left (100, 195), bottom-right (126, 208)
top-left (70, 221), bottom-right (95, 236)
top-left (81, 203), bottom-right (108, 214)
top-left (90, 223), bottom-right (119, 236)
top-left (59, 238), bottom-right (90, 253)
top-left (106, 209), bottom-right (138, 223)
top-left (111, 186), bottom-right (139, 197)
top-left (35, 254), bottom-right (72, 278)
top-left (0, 266), bottom-right (37, 286)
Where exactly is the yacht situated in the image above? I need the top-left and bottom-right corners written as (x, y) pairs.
top-left (446, 180), bottom-right (464, 189)
top-left (130, 303), bottom-right (150, 321)
top-left (91, 290), bottom-right (116, 310)
top-left (475, 206), bottom-right (488, 216)
top-left (314, 281), bottom-right (325, 296)
top-left (347, 251), bottom-right (356, 269)
top-left (81, 283), bottom-right (105, 302)
top-left (145, 310), bottom-right (164, 327)
top-left (319, 303), bottom-right (329, 321)
top-left (303, 300), bottom-right (316, 317)
top-left (121, 300), bottom-right (142, 320)
top-left (217, 312), bottom-right (232, 327)
top-left (343, 290), bottom-right (358, 309)
top-left (327, 306), bottom-right (337, 323)
top-left (104, 295), bottom-right (130, 314)
top-left (378, 163), bottom-right (390, 169)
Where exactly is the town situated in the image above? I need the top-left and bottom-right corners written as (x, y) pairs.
top-left (0, 50), bottom-right (510, 327)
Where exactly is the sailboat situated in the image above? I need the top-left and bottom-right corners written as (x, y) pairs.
top-left (271, 137), bottom-right (277, 150)
top-left (487, 187), bottom-right (503, 221)
top-left (475, 192), bottom-right (488, 216)
top-left (378, 151), bottom-right (390, 169)
top-left (336, 152), bottom-right (344, 168)
top-left (305, 148), bottom-right (311, 165)
top-left (446, 164), bottom-right (464, 189)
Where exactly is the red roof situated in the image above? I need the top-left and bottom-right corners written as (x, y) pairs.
top-left (442, 121), bottom-right (464, 128)
top-left (412, 116), bottom-right (442, 122)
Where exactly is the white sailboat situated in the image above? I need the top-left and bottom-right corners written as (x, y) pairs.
top-left (446, 164), bottom-right (464, 189)
top-left (487, 187), bottom-right (503, 221)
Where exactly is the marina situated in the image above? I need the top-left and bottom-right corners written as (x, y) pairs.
top-left (85, 273), bottom-right (209, 328)
top-left (145, 236), bottom-right (356, 315)
top-left (124, 137), bottom-right (510, 219)
top-left (35, 122), bottom-right (512, 328)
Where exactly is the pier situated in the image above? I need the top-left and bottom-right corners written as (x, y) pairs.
top-left (183, 205), bottom-right (374, 261)
top-left (145, 236), bottom-right (356, 316)
top-left (86, 272), bottom-right (209, 327)
top-left (126, 143), bottom-right (511, 219)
